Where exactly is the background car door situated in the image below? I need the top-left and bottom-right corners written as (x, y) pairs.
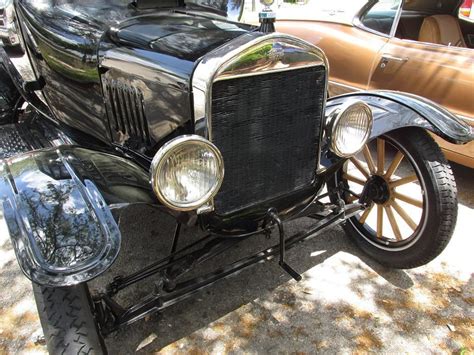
top-left (326, 0), bottom-right (402, 95)
top-left (369, 38), bottom-right (474, 120)
top-left (369, 33), bottom-right (474, 167)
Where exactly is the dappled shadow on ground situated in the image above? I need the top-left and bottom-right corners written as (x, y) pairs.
top-left (451, 162), bottom-right (474, 209)
top-left (0, 212), bottom-right (45, 354)
top-left (138, 261), bottom-right (472, 354)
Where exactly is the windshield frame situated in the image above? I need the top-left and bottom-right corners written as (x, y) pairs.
top-left (353, 0), bottom-right (404, 38)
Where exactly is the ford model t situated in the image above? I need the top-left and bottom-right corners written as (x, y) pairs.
top-left (0, 0), bottom-right (472, 353)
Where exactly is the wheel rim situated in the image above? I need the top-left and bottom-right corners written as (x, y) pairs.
top-left (341, 136), bottom-right (428, 250)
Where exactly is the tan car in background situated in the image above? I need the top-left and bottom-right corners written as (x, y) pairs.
top-left (273, 0), bottom-right (474, 167)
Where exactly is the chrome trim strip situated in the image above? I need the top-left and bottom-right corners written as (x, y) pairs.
top-left (394, 37), bottom-right (474, 52)
top-left (389, 0), bottom-right (403, 38)
top-left (213, 63), bottom-right (324, 82)
top-left (329, 80), bottom-right (362, 92)
top-left (457, 114), bottom-right (474, 125)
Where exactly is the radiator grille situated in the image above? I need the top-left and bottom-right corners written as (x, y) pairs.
top-left (211, 66), bottom-right (326, 214)
top-left (103, 80), bottom-right (150, 147)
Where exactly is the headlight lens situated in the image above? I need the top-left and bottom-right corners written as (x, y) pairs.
top-left (329, 101), bottom-right (373, 157)
top-left (151, 135), bottom-right (224, 211)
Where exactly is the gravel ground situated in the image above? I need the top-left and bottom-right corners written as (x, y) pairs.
top-left (0, 162), bottom-right (472, 354)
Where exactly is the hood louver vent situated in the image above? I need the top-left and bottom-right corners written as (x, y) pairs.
top-left (103, 79), bottom-right (150, 149)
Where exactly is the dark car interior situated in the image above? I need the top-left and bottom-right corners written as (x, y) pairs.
top-left (360, 0), bottom-right (474, 48)
top-left (360, 10), bottom-right (396, 35)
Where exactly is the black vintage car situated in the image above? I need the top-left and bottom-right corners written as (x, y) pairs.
top-left (0, 0), bottom-right (472, 353)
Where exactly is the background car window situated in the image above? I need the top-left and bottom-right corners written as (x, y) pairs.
top-left (393, 0), bottom-right (474, 47)
top-left (360, 0), bottom-right (401, 35)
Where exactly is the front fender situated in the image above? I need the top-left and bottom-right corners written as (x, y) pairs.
top-left (0, 146), bottom-right (157, 286)
top-left (326, 90), bottom-right (473, 144)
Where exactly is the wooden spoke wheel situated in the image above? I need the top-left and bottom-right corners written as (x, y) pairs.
top-left (334, 128), bottom-right (458, 269)
top-left (343, 136), bottom-right (425, 246)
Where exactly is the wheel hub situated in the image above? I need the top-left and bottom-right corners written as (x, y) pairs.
top-left (365, 175), bottom-right (391, 204)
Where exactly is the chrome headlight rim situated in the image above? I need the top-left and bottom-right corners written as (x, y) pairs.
top-left (150, 135), bottom-right (225, 211)
top-left (328, 101), bottom-right (373, 158)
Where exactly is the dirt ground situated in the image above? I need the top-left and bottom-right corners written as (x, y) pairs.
top-left (0, 162), bottom-right (472, 354)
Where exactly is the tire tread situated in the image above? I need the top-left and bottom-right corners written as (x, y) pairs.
top-left (33, 284), bottom-right (106, 355)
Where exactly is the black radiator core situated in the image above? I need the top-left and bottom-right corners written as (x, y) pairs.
top-left (211, 66), bottom-right (326, 214)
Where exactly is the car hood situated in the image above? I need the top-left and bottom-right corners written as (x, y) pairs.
top-left (112, 12), bottom-right (250, 62)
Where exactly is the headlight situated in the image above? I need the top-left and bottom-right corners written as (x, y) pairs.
top-left (151, 135), bottom-right (224, 211)
top-left (328, 101), bottom-right (373, 157)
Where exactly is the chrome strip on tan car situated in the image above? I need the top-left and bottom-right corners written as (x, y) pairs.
top-left (457, 114), bottom-right (474, 125)
top-left (328, 80), bottom-right (362, 96)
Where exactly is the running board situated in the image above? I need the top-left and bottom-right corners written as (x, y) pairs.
top-left (0, 118), bottom-right (73, 159)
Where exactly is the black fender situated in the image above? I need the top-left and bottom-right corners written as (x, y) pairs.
top-left (0, 146), bottom-right (158, 286)
top-left (0, 56), bottom-right (21, 124)
top-left (0, 47), bottom-right (51, 120)
top-left (326, 90), bottom-right (473, 145)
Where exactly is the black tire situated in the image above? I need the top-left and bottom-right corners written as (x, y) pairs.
top-left (335, 128), bottom-right (457, 269)
top-left (33, 283), bottom-right (107, 355)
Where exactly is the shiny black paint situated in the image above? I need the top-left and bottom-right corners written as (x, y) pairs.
top-left (0, 111), bottom-right (160, 286)
top-left (15, 0), bottom-right (128, 143)
top-left (100, 13), bottom-right (251, 153)
top-left (1, 148), bottom-right (118, 286)
top-left (10, 0), bottom-right (329, 236)
top-left (321, 91), bottom-right (474, 175)
top-left (15, 0), bottom-right (253, 154)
